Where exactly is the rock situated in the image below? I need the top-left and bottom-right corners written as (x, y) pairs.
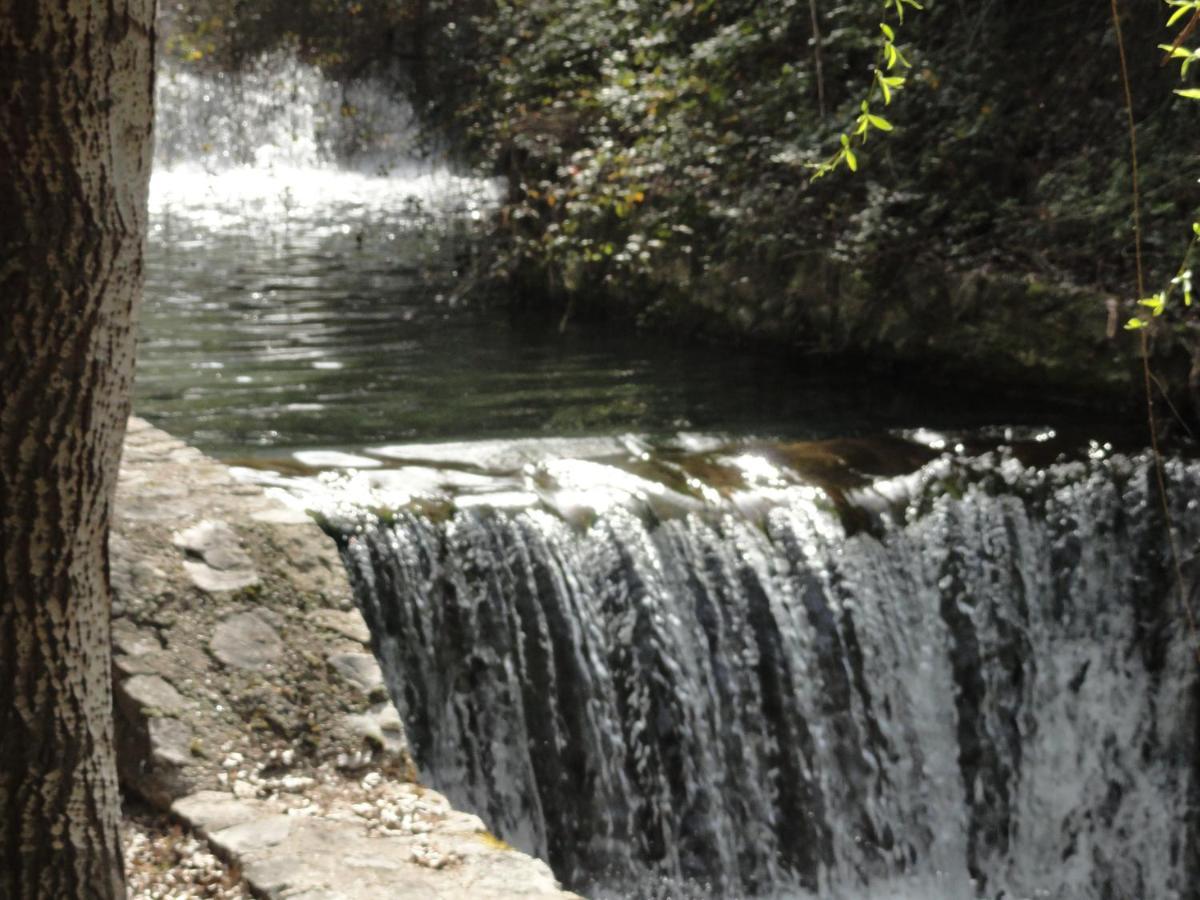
top-left (251, 505), bottom-right (313, 524)
top-left (221, 752), bottom-right (245, 769)
top-left (238, 856), bottom-right (312, 898)
top-left (210, 611), bottom-right (284, 670)
top-left (229, 814), bottom-right (579, 900)
top-left (173, 791), bottom-right (266, 834)
top-left (174, 520), bottom-right (260, 593)
top-left (114, 676), bottom-right (196, 804)
top-left (279, 775), bottom-right (316, 793)
top-left (259, 607), bottom-right (288, 629)
top-left (113, 654), bottom-right (159, 678)
top-left (307, 609), bottom-right (371, 644)
top-left (148, 716), bottom-right (194, 768)
top-left (182, 559), bottom-right (260, 593)
top-left (209, 815), bottom-right (294, 856)
top-left (327, 653), bottom-right (385, 697)
top-left (343, 703), bottom-right (407, 758)
top-left (117, 480), bottom-right (191, 522)
top-left (174, 520), bottom-right (247, 564)
top-left (110, 537), bottom-right (171, 615)
top-left (119, 674), bottom-right (189, 717)
top-left (112, 620), bottom-right (161, 657)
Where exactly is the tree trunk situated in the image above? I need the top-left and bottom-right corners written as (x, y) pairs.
top-left (0, 2), bottom-right (155, 897)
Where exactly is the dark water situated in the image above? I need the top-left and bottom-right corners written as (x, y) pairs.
top-left (136, 165), bottom-right (1113, 463)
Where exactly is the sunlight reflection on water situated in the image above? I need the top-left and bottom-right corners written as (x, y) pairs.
top-left (149, 165), bottom-right (501, 235)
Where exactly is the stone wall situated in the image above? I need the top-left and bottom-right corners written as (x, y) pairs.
top-left (111, 417), bottom-right (579, 898)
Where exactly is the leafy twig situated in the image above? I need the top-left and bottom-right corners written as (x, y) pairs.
top-left (809, 0), bottom-right (922, 180)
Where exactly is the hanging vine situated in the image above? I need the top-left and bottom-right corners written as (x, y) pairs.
top-left (809, 0), bottom-right (923, 180)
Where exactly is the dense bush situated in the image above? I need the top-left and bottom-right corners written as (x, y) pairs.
top-left (412, 1), bottom-right (1199, 328)
top-left (159, 0), bottom-right (415, 77)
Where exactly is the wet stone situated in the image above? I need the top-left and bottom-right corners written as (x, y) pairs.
top-left (210, 611), bottom-right (284, 670)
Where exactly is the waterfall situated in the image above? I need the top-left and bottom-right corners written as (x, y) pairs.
top-left (148, 53), bottom-right (500, 233)
top-left (154, 51), bottom-right (419, 171)
top-left (335, 450), bottom-right (1200, 899)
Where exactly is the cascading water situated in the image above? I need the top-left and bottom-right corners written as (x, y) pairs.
top-left (154, 50), bottom-right (420, 171)
top-left (331, 447), bottom-right (1200, 899)
top-left (148, 52), bottom-right (498, 227)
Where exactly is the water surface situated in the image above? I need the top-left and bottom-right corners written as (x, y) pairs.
top-left (138, 166), bottom-right (1110, 462)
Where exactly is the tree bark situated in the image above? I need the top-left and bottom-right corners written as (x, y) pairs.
top-left (0, 2), bottom-right (155, 897)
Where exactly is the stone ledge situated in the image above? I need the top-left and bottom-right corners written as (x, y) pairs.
top-left (174, 785), bottom-right (575, 899)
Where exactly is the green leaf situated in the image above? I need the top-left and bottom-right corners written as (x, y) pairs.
top-left (845, 147), bottom-right (858, 171)
top-left (1157, 42), bottom-right (1192, 60)
top-left (1124, 317), bottom-right (1147, 330)
top-left (1167, 3), bottom-right (1197, 27)
top-left (880, 22), bottom-right (895, 40)
top-left (1138, 294), bottom-right (1166, 316)
top-left (868, 114), bottom-right (893, 130)
top-left (1175, 88), bottom-right (1200, 99)
top-left (878, 73), bottom-right (892, 104)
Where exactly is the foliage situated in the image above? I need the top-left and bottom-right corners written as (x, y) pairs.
top-left (1122, 2), bottom-right (1200, 343)
top-left (409, 0), bottom-right (1200, 336)
top-left (810, 8), bottom-right (918, 180)
top-left (159, 0), bottom-right (417, 84)
top-left (420, 0), bottom-right (897, 304)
